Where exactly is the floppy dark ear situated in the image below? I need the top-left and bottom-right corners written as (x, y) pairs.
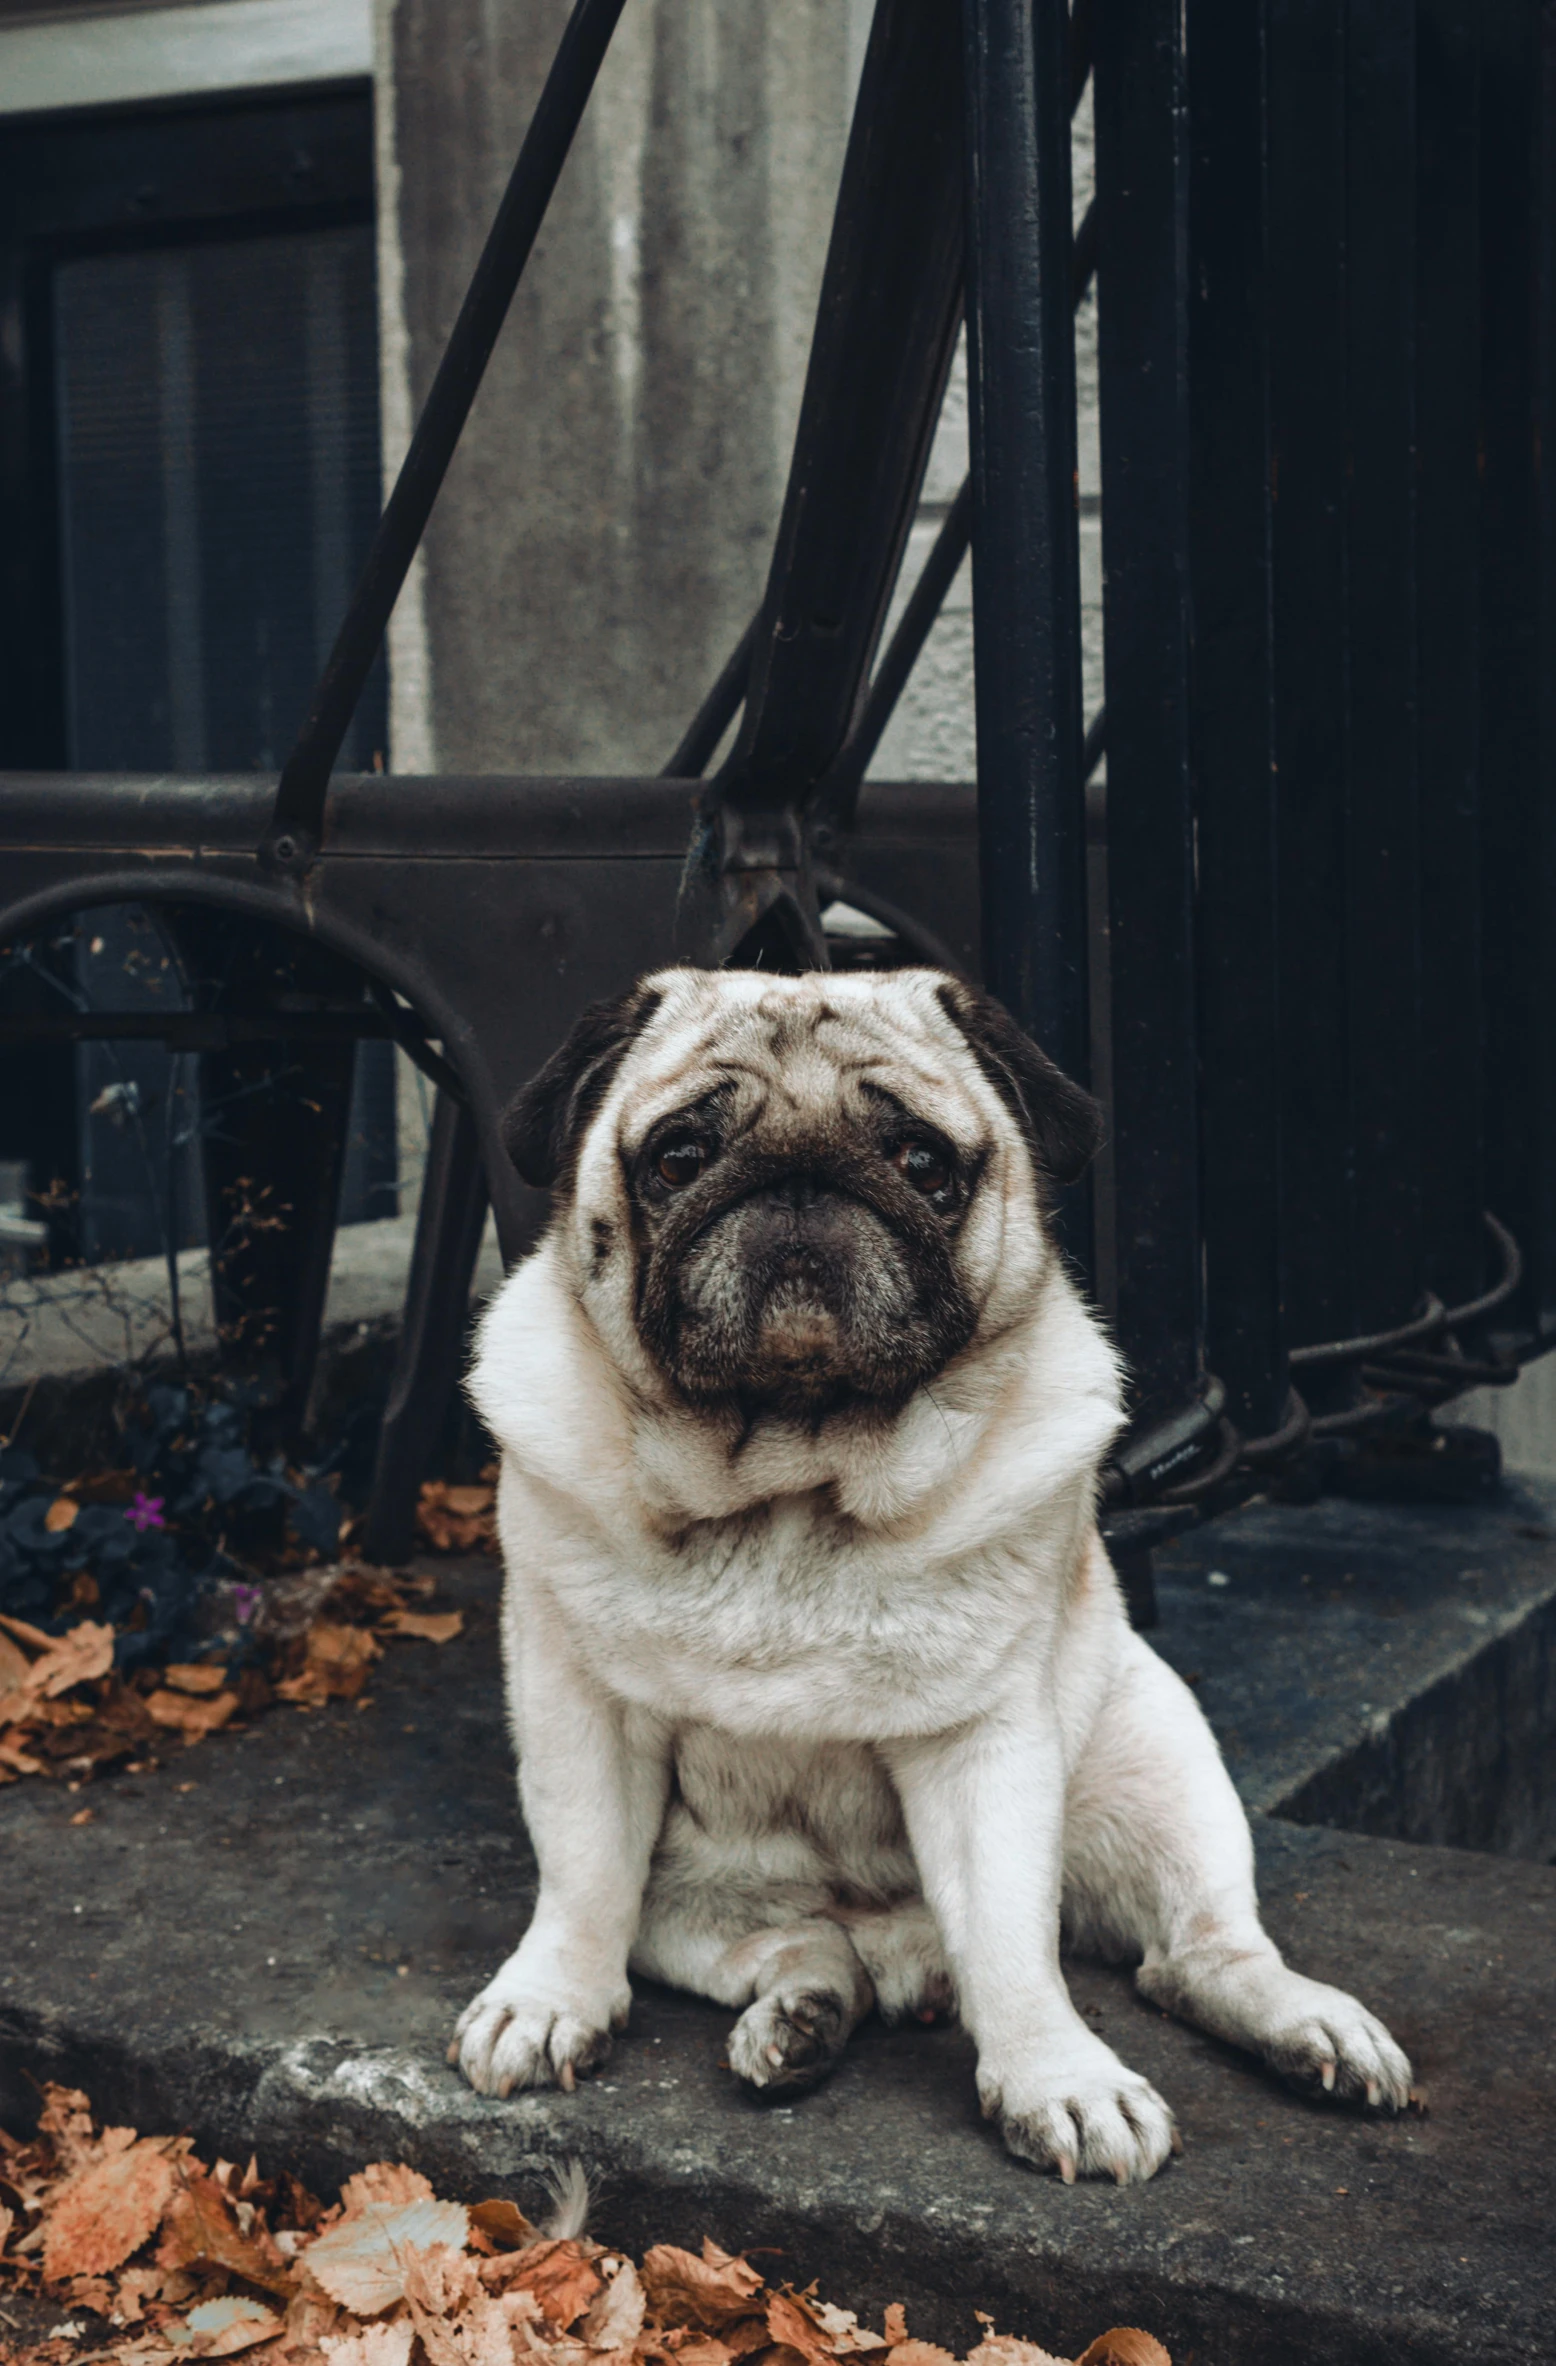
top-left (501, 983), bottom-right (665, 1190)
top-left (936, 979), bottom-right (1103, 1188)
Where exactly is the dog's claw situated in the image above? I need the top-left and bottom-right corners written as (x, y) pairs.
top-left (1320, 2059), bottom-right (1337, 2092)
top-left (1112, 2159), bottom-right (1129, 2186)
top-left (558, 2059), bottom-right (576, 2094)
top-left (1057, 2154), bottom-right (1077, 2186)
top-left (1365, 2078), bottom-right (1380, 2106)
top-left (1169, 2124), bottom-right (1184, 2156)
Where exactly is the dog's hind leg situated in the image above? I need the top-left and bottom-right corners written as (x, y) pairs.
top-left (1064, 1618), bottom-right (1413, 2111)
top-left (632, 1883), bottom-right (874, 2095)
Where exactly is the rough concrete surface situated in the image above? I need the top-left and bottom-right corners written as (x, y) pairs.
top-left (3, 1498), bottom-right (1555, 2365)
top-left (1152, 1480), bottom-right (1556, 1852)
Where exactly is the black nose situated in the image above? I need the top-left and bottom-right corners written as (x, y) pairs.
top-left (757, 1171), bottom-right (830, 1215)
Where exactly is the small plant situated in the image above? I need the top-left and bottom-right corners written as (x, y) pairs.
top-left (0, 1382), bottom-right (347, 1671)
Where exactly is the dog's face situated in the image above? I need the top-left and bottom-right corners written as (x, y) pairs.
top-left (503, 969), bottom-right (1100, 1424)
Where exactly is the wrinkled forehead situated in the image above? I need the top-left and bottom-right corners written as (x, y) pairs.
top-left (615, 971), bottom-right (989, 1148)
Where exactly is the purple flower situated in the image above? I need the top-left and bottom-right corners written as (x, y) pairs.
top-left (124, 1490), bottom-right (166, 1532)
top-left (231, 1582), bottom-right (263, 1625)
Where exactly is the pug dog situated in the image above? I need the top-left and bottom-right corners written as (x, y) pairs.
top-left (454, 966), bottom-right (1412, 2182)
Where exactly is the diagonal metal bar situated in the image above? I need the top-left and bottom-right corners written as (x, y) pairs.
top-left (670, 4), bottom-right (1096, 796)
top-left (661, 616), bottom-right (758, 781)
top-left (817, 197), bottom-right (1098, 819)
top-left (712, 0), bottom-right (967, 819)
top-left (264, 0), bottom-right (631, 870)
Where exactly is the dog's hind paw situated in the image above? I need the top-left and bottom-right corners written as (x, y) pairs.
top-left (727, 1986), bottom-right (852, 2095)
top-left (451, 1965), bottom-right (629, 2099)
top-left (980, 2045), bottom-right (1179, 2185)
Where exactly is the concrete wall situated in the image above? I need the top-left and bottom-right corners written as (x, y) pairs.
top-left (377, 0), bottom-right (874, 779)
top-left (374, 0), bottom-right (1100, 789)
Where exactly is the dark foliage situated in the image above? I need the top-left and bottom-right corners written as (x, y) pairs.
top-left (0, 1384), bottom-right (356, 1671)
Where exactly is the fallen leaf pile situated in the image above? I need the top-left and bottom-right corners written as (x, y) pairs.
top-left (0, 1561), bottom-right (464, 1789)
top-left (0, 2088), bottom-right (1171, 2366)
top-left (414, 1478), bottom-right (497, 1558)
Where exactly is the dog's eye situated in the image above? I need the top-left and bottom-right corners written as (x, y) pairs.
top-left (655, 1138), bottom-right (710, 1189)
top-left (893, 1140), bottom-right (953, 1197)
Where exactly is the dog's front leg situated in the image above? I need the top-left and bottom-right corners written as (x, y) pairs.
top-left (452, 1587), bottom-right (669, 2099)
top-left (884, 1708), bottom-right (1177, 2184)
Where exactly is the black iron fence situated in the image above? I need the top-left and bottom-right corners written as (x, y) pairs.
top-left (0, 0), bottom-right (1551, 1565)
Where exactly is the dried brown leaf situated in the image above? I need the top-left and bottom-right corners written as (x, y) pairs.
top-left (115, 2263), bottom-right (175, 2323)
top-left (583, 2259), bottom-right (646, 2352)
top-left (155, 2172), bottom-right (293, 2296)
top-left (318, 2319), bottom-right (416, 2366)
top-left (41, 2139), bottom-right (178, 2281)
top-left (265, 2283), bottom-right (345, 2363)
top-left (180, 2295), bottom-right (286, 2356)
top-left (144, 1690), bottom-right (239, 1740)
top-left (275, 1624), bottom-right (379, 1709)
top-left (399, 2239), bottom-right (482, 2323)
top-left (652, 2340), bottom-right (735, 2366)
top-left (881, 2310), bottom-right (908, 2348)
top-left (641, 2244), bottom-right (765, 2334)
top-left (965, 2340), bottom-right (1072, 2366)
top-left (43, 1498), bottom-right (79, 1535)
top-left (336, 2166), bottom-right (435, 2223)
top-left (28, 1622), bottom-right (116, 1698)
top-left (765, 2295), bottom-right (837, 2365)
top-left (377, 1611), bottom-right (463, 1646)
top-left (1073, 2336), bottom-right (1171, 2366)
top-left (414, 1484), bottom-right (496, 1556)
top-left (500, 2238), bottom-right (605, 2331)
top-left (808, 2303), bottom-right (888, 2356)
top-left (884, 2344), bottom-right (959, 2366)
top-left (161, 1665), bottom-right (231, 1698)
top-left (465, 2200), bottom-right (538, 2256)
top-left (436, 1486), bottom-right (491, 1519)
top-left (0, 1634), bottom-right (32, 1693)
top-left (65, 2269), bottom-right (117, 2312)
top-left (301, 2197), bottom-right (469, 2315)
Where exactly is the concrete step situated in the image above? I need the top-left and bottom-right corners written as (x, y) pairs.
top-left (3, 1492), bottom-right (1554, 2365)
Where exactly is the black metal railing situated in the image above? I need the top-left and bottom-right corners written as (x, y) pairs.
top-left (0, 0), bottom-right (1551, 1565)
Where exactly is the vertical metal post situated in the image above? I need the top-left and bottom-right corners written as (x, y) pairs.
top-left (961, 0), bottom-right (1090, 1272)
top-left (1415, 0), bottom-right (1484, 1315)
top-left (1093, 0), bottom-right (1200, 1421)
top-left (1478, 0), bottom-right (1556, 1349)
top-left (1185, 0), bottom-right (1286, 1435)
top-left (1265, 0), bottom-right (1353, 1378)
top-left (1344, 0), bottom-right (1422, 1338)
top-left (362, 1090), bottom-right (489, 1564)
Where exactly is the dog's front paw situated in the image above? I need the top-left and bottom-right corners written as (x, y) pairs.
top-left (1254, 1975), bottom-right (1414, 2110)
top-left (451, 1959), bottom-right (630, 2099)
top-left (980, 2040), bottom-right (1179, 2185)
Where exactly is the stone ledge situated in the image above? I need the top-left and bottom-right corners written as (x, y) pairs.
top-left (2, 1513), bottom-right (1553, 2365)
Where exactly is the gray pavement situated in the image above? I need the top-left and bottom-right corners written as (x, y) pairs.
top-left (3, 1488), bottom-right (1554, 2365)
